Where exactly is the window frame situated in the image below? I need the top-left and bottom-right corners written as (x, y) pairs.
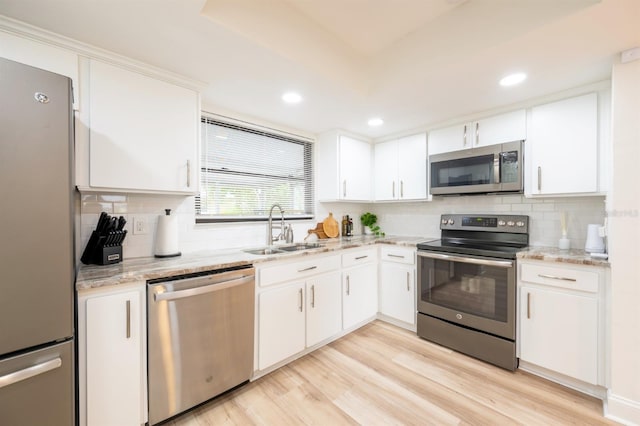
top-left (196, 116), bottom-right (315, 224)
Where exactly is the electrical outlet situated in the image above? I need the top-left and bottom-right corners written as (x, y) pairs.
top-left (133, 217), bottom-right (148, 235)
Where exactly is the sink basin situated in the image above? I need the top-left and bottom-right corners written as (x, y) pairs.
top-left (243, 247), bottom-right (285, 255)
top-left (278, 243), bottom-right (322, 252)
top-left (243, 243), bottom-right (322, 255)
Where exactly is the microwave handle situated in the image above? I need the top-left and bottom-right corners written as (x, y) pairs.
top-left (494, 153), bottom-right (500, 184)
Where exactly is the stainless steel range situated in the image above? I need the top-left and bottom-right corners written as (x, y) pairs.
top-left (416, 214), bottom-right (529, 371)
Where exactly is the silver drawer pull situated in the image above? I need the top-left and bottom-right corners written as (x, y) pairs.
top-left (355, 255), bottom-right (368, 260)
top-left (388, 254), bottom-right (405, 259)
top-left (298, 288), bottom-right (303, 312)
top-left (406, 272), bottom-right (410, 291)
top-left (346, 275), bottom-right (350, 295)
top-left (538, 274), bottom-right (577, 282)
top-left (0, 358), bottom-right (62, 389)
top-left (126, 300), bottom-right (131, 339)
top-left (527, 293), bottom-right (531, 319)
top-left (298, 266), bottom-right (318, 272)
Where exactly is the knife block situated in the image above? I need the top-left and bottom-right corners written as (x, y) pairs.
top-left (81, 230), bottom-right (125, 265)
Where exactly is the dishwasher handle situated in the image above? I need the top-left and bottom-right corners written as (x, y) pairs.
top-left (154, 275), bottom-right (254, 302)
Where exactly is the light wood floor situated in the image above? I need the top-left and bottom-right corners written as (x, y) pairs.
top-left (166, 320), bottom-right (615, 425)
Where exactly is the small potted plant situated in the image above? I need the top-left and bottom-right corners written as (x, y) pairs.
top-left (360, 212), bottom-right (385, 237)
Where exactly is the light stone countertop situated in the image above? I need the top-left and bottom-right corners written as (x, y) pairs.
top-left (76, 235), bottom-right (432, 291)
top-left (77, 237), bottom-right (610, 291)
top-left (516, 246), bottom-right (610, 267)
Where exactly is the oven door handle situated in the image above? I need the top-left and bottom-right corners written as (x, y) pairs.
top-left (417, 251), bottom-right (513, 268)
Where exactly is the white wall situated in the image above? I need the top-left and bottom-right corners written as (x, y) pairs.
top-left (606, 56), bottom-right (640, 424)
top-left (80, 192), bottom-right (605, 259)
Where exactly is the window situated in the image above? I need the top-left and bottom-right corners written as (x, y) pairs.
top-left (196, 117), bottom-right (314, 222)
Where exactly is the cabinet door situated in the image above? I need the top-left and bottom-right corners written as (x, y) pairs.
top-left (474, 109), bottom-right (526, 148)
top-left (258, 284), bottom-right (305, 370)
top-left (343, 265), bottom-right (378, 329)
top-left (88, 59), bottom-right (198, 193)
top-left (306, 271), bottom-right (342, 347)
top-left (427, 123), bottom-right (468, 155)
top-left (339, 135), bottom-right (372, 200)
top-left (374, 140), bottom-right (398, 201)
top-left (530, 93), bottom-right (598, 195)
top-left (397, 133), bottom-right (427, 200)
top-left (379, 263), bottom-right (415, 324)
top-left (86, 290), bottom-right (142, 426)
top-left (520, 286), bottom-right (598, 384)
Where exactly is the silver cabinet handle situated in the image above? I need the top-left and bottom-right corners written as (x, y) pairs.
top-left (537, 166), bottom-right (542, 191)
top-left (154, 275), bottom-right (254, 302)
top-left (298, 288), bottom-right (303, 312)
top-left (493, 154), bottom-right (500, 184)
top-left (126, 300), bottom-right (131, 339)
top-left (388, 254), bottom-right (405, 259)
top-left (417, 251), bottom-right (513, 268)
top-left (343, 180), bottom-right (347, 198)
top-left (463, 124), bottom-right (467, 146)
top-left (406, 271), bottom-right (410, 291)
top-left (538, 274), bottom-right (577, 282)
top-left (297, 266), bottom-right (317, 273)
top-left (311, 284), bottom-right (315, 308)
top-left (0, 358), bottom-right (62, 389)
top-left (392, 181), bottom-right (395, 198)
top-left (475, 122), bottom-right (479, 145)
top-left (355, 255), bottom-right (368, 260)
top-left (527, 292), bottom-right (531, 319)
top-left (186, 160), bottom-right (191, 187)
top-left (400, 180), bottom-right (404, 198)
top-left (346, 275), bottom-right (350, 295)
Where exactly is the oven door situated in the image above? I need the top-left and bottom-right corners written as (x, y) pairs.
top-left (417, 251), bottom-right (516, 340)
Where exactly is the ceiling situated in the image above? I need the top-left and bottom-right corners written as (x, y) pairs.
top-left (0, 0), bottom-right (638, 139)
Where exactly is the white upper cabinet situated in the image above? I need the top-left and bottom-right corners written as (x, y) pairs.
top-left (528, 93), bottom-right (599, 196)
top-left (317, 131), bottom-right (372, 201)
top-left (428, 109), bottom-right (526, 155)
top-left (374, 133), bottom-right (427, 201)
top-left (85, 59), bottom-right (199, 194)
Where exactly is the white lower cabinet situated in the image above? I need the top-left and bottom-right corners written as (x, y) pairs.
top-left (518, 261), bottom-right (606, 388)
top-left (379, 246), bottom-right (416, 326)
top-left (342, 248), bottom-right (378, 329)
top-left (256, 255), bottom-right (342, 371)
top-left (306, 271), bottom-right (342, 346)
top-left (78, 282), bottom-right (147, 426)
top-left (258, 282), bottom-right (306, 370)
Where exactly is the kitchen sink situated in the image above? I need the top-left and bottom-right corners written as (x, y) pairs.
top-left (243, 247), bottom-right (285, 255)
top-left (278, 243), bottom-right (322, 252)
top-left (243, 243), bottom-right (322, 255)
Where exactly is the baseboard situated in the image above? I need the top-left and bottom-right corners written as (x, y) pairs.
top-left (518, 361), bottom-right (607, 400)
top-left (606, 393), bottom-right (640, 425)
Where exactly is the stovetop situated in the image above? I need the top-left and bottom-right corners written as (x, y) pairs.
top-left (417, 214), bottom-right (530, 260)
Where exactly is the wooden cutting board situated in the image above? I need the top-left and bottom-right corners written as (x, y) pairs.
top-left (322, 213), bottom-right (339, 238)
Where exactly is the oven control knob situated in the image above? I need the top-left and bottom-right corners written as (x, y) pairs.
top-left (498, 220), bottom-right (506, 226)
top-left (516, 221), bottom-right (525, 227)
top-left (441, 219), bottom-right (448, 225)
top-left (447, 219), bottom-right (455, 225)
top-left (456, 313), bottom-right (463, 320)
top-left (507, 221), bottom-right (515, 227)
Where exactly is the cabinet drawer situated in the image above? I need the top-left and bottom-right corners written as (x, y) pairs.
top-left (259, 255), bottom-right (340, 288)
top-left (342, 247), bottom-right (377, 268)
top-left (520, 263), bottom-right (599, 293)
top-left (380, 246), bottom-right (415, 265)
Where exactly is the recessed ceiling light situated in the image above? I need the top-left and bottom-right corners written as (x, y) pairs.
top-left (368, 117), bottom-right (384, 127)
top-left (282, 92), bottom-right (302, 104)
top-left (499, 72), bottom-right (527, 87)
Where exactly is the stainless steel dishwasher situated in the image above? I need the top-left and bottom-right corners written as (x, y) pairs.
top-left (147, 265), bottom-right (255, 425)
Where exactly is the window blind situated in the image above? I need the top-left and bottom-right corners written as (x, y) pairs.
top-left (197, 117), bottom-right (314, 222)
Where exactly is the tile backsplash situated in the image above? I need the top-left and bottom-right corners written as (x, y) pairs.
top-left (79, 192), bottom-right (606, 260)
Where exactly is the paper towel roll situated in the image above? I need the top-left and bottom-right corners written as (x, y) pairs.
top-left (154, 209), bottom-right (181, 257)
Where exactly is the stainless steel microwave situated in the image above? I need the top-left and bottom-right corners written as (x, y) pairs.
top-left (429, 140), bottom-right (523, 195)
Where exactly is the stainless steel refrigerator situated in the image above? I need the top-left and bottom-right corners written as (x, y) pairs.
top-left (0, 57), bottom-right (75, 425)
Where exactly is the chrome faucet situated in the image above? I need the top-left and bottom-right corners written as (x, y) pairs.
top-left (267, 204), bottom-right (286, 245)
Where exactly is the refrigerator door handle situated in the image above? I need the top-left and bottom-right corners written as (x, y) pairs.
top-left (0, 358), bottom-right (62, 389)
